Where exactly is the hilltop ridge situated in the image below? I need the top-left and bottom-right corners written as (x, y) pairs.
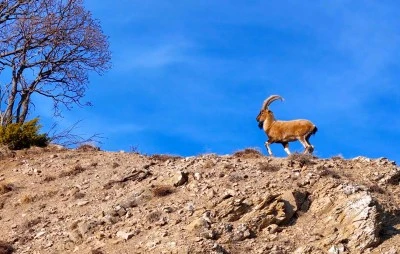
top-left (0, 146), bottom-right (399, 253)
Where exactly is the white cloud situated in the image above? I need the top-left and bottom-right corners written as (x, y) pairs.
top-left (113, 38), bottom-right (196, 71)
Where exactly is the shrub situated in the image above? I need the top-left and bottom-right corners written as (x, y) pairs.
top-left (77, 144), bottom-right (100, 151)
top-left (59, 165), bottom-right (86, 177)
top-left (288, 153), bottom-right (315, 167)
top-left (0, 182), bottom-right (14, 195)
top-left (0, 240), bottom-right (14, 254)
top-left (150, 154), bottom-right (182, 162)
top-left (233, 148), bottom-right (263, 159)
top-left (257, 162), bottom-right (280, 172)
top-left (0, 118), bottom-right (49, 150)
top-left (319, 168), bottom-right (341, 179)
top-left (152, 185), bottom-right (175, 197)
top-left (147, 211), bottom-right (162, 223)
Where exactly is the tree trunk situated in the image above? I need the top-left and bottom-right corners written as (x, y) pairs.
top-left (17, 91), bottom-right (30, 123)
top-left (3, 77), bottom-right (18, 125)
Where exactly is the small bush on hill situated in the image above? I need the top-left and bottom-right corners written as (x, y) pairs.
top-left (0, 182), bottom-right (14, 195)
top-left (150, 154), bottom-right (182, 162)
top-left (233, 148), bottom-right (263, 159)
top-left (152, 185), bottom-right (175, 197)
top-left (257, 162), bottom-right (280, 172)
top-left (0, 240), bottom-right (14, 254)
top-left (288, 153), bottom-right (315, 167)
top-left (77, 144), bottom-right (100, 151)
top-left (0, 118), bottom-right (49, 150)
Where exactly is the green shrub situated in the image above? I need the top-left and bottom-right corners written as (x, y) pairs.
top-left (0, 118), bottom-right (49, 150)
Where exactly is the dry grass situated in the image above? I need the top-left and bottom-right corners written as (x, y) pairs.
top-left (368, 184), bottom-right (386, 194)
top-left (42, 175), bottom-right (56, 182)
top-left (331, 154), bottom-right (344, 161)
top-left (229, 173), bottom-right (243, 182)
top-left (233, 148), bottom-right (263, 159)
top-left (223, 164), bottom-right (234, 170)
top-left (0, 240), bottom-right (14, 254)
top-left (77, 144), bottom-right (100, 152)
top-left (42, 190), bottom-right (59, 199)
top-left (203, 160), bottom-right (215, 169)
top-left (59, 165), bottom-right (86, 177)
top-left (288, 153), bottom-right (315, 167)
top-left (150, 154), bottom-right (182, 162)
top-left (152, 185), bottom-right (175, 197)
top-left (19, 217), bottom-right (42, 232)
top-left (147, 211), bottom-right (162, 223)
top-left (20, 194), bottom-right (36, 204)
top-left (319, 168), bottom-right (341, 179)
top-left (91, 249), bottom-right (104, 254)
top-left (0, 183), bottom-right (14, 195)
top-left (257, 162), bottom-right (280, 172)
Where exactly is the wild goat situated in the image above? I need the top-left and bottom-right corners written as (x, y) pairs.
top-left (256, 95), bottom-right (317, 156)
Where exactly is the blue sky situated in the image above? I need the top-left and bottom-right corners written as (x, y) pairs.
top-left (35, 1), bottom-right (400, 161)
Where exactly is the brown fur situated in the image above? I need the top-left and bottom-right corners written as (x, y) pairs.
top-left (256, 107), bottom-right (317, 155)
top-left (266, 120), bottom-right (316, 143)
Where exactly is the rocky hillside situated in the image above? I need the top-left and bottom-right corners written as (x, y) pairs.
top-left (0, 146), bottom-right (399, 254)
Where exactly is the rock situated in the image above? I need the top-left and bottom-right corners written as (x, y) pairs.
top-left (45, 241), bottom-right (54, 248)
top-left (328, 244), bottom-right (345, 254)
top-left (232, 224), bottom-right (253, 241)
top-left (187, 217), bottom-right (210, 232)
top-left (342, 184), bottom-right (360, 195)
top-left (194, 172), bottom-right (202, 180)
top-left (115, 205), bottom-right (127, 217)
top-left (235, 190), bottom-right (308, 233)
top-left (0, 241), bottom-right (14, 254)
top-left (146, 239), bottom-right (161, 249)
top-left (155, 217), bottom-right (168, 226)
top-left (68, 230), bottom-right (83, 243)
top-left (215, 198), bottom-right (251, 222)
top-left (120, 198), bottom-right (138, 208)
top-left (222, 189), bottom-right (236, 199)
top-left (279, 189), bottom-right (309, 223)
top-left (186, 202), bottom-right (195, 213)
top-left (306, 191), bottom-right (380, 252)
top-left (78, 221), bottom-right (93, 236)
top-left (173, 171), bottom-right (189, 186)
top-left (103, 215), bottom-right (119, 225)
top-left (206, 188), bottom-right (216, 199)
top-left (163, 206), bottom-right (173, 213)
top-left (76, 200), bottom-right (89, 206)
top-left (34, 231), bottom-right (46, 238)
top-left (265, 224), bottom-right (279, 234)
top-left (200, 229), bottom-right (217, 240)
top-left (212, 243), bottom-right (228, 254)
top-left (383, 169), bottom-right (400, 185)
top-left (116, 230), bottom-right (134, 240)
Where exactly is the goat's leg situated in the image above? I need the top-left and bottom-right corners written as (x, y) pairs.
top-left (298, 137), bottom-right (311, 154)
top-left (282, 142), bottom-right (291, 155)
top-left (305, 135), bottom-right (314, 153)
top-left (264, 141), bottom-right (273, 156)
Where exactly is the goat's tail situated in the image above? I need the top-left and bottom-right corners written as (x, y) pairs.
top-left (311, 125), bottom-right (318, 135)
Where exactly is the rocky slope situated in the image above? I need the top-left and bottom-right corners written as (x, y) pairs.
top-left (0, 146), bottom-right (399, 254)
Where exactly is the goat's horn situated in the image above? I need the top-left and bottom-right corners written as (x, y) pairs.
top-left (262, 95), bottom-right (284, 109)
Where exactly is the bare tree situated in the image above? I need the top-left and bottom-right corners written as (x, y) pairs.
top-left (47, 120), bottom-right (104, 147)
top-left (0, 0), bottom-right (32, 24)
top-left (0, 0), bottom-right (111, 125)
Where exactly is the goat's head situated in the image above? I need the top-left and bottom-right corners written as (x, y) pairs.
top-left (256, 110), bottom-right (270, 129)
top-left (256, 95), bottom-right (284, 129)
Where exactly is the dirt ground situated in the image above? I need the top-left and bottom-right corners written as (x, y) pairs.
top-left (0, 146), bottom-right (399, 254)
